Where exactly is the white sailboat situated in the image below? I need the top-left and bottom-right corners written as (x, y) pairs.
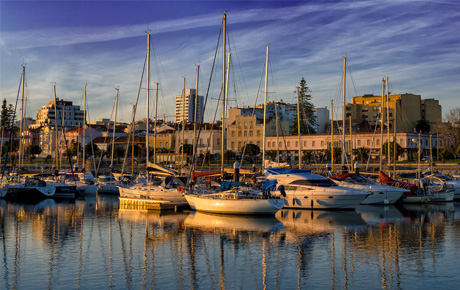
top-left (117, 33), bottom-right (187, 203)
top-left (184, 14), bottom-right (284, 215)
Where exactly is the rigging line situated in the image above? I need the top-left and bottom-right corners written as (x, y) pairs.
top-left (96, 92), bottom-right (117, 173)
top-left (278, 116), bottom-right (293, 169)
top-left (347, 61), bottom-right (360, 98)
top-left (239, 53), bottom-right (266, 167)
top-left (121, 46), bottom-right (148, 176)
top-left (189, 19), bottom-right (222, 172)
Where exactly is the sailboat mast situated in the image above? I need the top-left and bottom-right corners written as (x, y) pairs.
top-left (262, 45), bottom-right (269, 172)
top-left (393, 101), bottom-right (397, 177)
top-left (154, 82), bottom-right (159, 164)
top-left (386, 76), bottom-right (390, 171)
top-left (331, 100), bottom-right (334, 172)
top-left (82, 85), bottom-right (86, 172)
top-left (342, 57), bottom-right (346, 167)
top-left (220, 12), bottom-right (227, 177)
top-left (193, 65), bottom-right (199, 171)
top-left (53, 84), bottom-right (59, 170)
top-left (379, 78), bottom-right (384, 173)
top-left (19, 65), bottom-right (25, 168)
top-left (110, 88), bottom-right (119, 168)
top-left (181, 77), bottom-right (185, 175)
top-left (146, 33), bottom-right (151, 176)
top-left (275, 103), bottom-right (279, 164)
top-left (296, 87), bottom-right (301, 169)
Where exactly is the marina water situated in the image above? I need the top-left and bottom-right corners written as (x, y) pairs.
top-left (1, 195), bottom-right (460, 289)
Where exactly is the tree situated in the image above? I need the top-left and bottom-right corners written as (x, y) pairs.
top-left (416, 119), bottom-right (430, 133)
top-left (382, 141), bottom-right (403, 162)
top-left (25, 145), bottom-right (42, 156)
top-left (438, 107), bottom-right (460, 157)
top-left (224, 150), bottom-right (236, 164)
top-left (266, 150), bottom-right (277, 160)
top-left (302, 150), bottom-right (313, 164)
top-left (290, 78), bottom-right (316, 135)
top-left (1, 99), bottom-right (9, 129)
top-left (353, 147), bottom-right (370, 163)
top-left (243, 144), bottom-right (260, 158)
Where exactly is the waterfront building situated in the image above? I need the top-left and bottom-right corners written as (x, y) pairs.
top-left (175, 89), bottom-right (204, 123)
top-left (345, 93), bottom-right (442, 133)
top-left (265, 131), bottom-right (443, 162)
top-left (174, 123), bottom-right (221, 156)
top-left (226, 102), bottom-right (294, 153)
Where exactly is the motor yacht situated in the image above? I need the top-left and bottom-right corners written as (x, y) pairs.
top-left (330, 173), bottom-right (407, 205)
top-left (265, 168), bottom-right (368, 210)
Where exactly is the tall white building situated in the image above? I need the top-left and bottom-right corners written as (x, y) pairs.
top-left (175, 89), bottom-right (204, 123)
top-left (30, 98), bottom-right (84, 129)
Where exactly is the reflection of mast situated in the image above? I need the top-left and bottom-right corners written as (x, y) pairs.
top-left (262, 238), bottom-right (267, 290)
top-left (331, 232), bottom-right (336, 289)
top-left (1, 208), bottom-right (10, 290)
top-left (219, 236), bottom-right (225, 290)
top-left (342, 231), bottom-right (348, 289)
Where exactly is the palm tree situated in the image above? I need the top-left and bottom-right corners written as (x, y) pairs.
top-left (353, 147), bottom-right (370, 163)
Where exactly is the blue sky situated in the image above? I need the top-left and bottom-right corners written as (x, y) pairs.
top-left (1, 0), bottom-right (459, 124)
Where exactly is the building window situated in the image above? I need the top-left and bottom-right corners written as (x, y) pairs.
top-left (231, 142), bottom-right (235, 149)
top-left (249, 130), bottom-right (253, 137)
top-left (244, 131), bottom-right (247, 137)
top-left (238, 131), bottom-right (242, 137)
top-left (268, 142), bottom-right (270, 148)
top-left (272, 141), bottom-right (275, 147)
top-left (367, 140), bottom-right (370, 146)
top-left (321, 141), bottom-right (324, 146)
top-left (287, 141), bottom-right (290, 147)
top-left (295, 141), bottom-right (298, 147)
top-left (358, 140), bottom-right (361, 146)
top-left (238, 141), bottom-right (241, 148)
top-left (231, 131), bottom-right (235, 137)
top-left (312, 141), bottom-right (315, 147)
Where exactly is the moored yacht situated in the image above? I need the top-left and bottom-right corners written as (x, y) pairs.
top-left (265, 168), bottom-right (368, 210)
top-left (330, 173), bottom-right (407, 205)
top-left (118, 176), bottom-right (187, 203)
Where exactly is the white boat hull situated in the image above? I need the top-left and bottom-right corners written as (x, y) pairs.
top-left (402, 195), bottom-right (430, 203)
top-left (429, 191), bottom-right (455, 202)
top-left (184, 194), bottom-right (284, 214)
top-left (282, 190), bottom-right (367, 210)
top-left (97, 182), bottom-right (120, 194)
top-left (118, 185), bottom-right (186, 202)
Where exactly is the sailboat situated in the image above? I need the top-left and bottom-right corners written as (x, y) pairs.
top-left (183, 13), bottom-right (285, 215)
top-left (117, 33), bottom-right (187, 203)
top-left (0, 66), bottom-right (56, 202)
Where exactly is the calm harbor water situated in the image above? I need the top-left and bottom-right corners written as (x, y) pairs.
top-left (1, 195), bottom-right (460, 290)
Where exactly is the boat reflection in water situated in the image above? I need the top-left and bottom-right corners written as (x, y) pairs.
top-left (2, 196), bottom-right (460, 289)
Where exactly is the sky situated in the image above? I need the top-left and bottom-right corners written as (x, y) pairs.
top-left (1, 0), bottom-right (459, 124)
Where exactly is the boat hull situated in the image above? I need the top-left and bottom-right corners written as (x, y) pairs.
top-left (282, 190), bottom-right (367, 210)
top-left (360, 190), bottom-right (404, 205)
top-left (184, 194), bottom-right (284, 215)
top-left (118, 185), bottom-right (186, 202)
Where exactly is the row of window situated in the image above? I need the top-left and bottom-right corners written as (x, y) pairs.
top-left (230, 130), bottom-right (261, 137)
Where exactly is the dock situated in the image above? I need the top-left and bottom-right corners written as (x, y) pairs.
top-left (119, 197), bottom-right (190, 212)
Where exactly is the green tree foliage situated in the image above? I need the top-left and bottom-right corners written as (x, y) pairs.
top-left (416, 119), bottom-right (430, 134)
top-left (290, 78), bottom-right (316, 135)
top-left (266, 150), bottom-right (277, 160)
top-left (1, 99), bottom-right (9, 129)
top-left (25, 145), bottom-right (42, 156)
top-left (353, 147), bottom-right (370, 163)
top-left (243, 144), bottom-right (260, 158)
top-left (382, 141), bottom-right (403, 162)
top-left (438, 107), bottom-right (460, 157)
top-left (84, 142), bottom-right (101, 159)
top-left (224, 150), bottom-right (236, 164)
top-left (302, 150), bottom-right (313, 164)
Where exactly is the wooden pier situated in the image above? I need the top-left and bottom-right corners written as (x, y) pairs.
top-left (119, 197), bottom-right (190, 212)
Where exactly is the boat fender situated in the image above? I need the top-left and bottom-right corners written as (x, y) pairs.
top-left (277, 185), bottom-right (286, 197)
top-left (178, 185), bottom-right (185, 192)
top-left (292, 198), bottom-right (296, 205)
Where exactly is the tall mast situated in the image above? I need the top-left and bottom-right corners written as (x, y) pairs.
top-left (296, 86), bottom-right (301, 169)
top-left (19, 65), bottom-right (25, 168)
top-left (220, 12), bottom-right (227, 177)
top-left (386, 76), bottom-right (390, 171)
top-left (146, 33), bottom-right (150, 177)
top-left (154, 82), bottom-right (159, 164)
top-left (82, 85), bottom-right (86, 172)
top-left (262, 45), bottom-right (269, 172)
top-left (53, 84), bottom-right (59, 170)
top-left (342, 57), bottom-right (346, 167)
top-left (193, 65), bottom-right (200, 171)
top-left (275, 103), bottom-right (279, 164)
top-left (379, 78), bottom-right (384, 173)
top-left (110, 88), bottom-right (119, 168)
top-left (181, 77), bottom-right (185, 175)
top-left (393, 100), bottom-right (397, 178)
top-left (331, 100), bottom-right (334, 172)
